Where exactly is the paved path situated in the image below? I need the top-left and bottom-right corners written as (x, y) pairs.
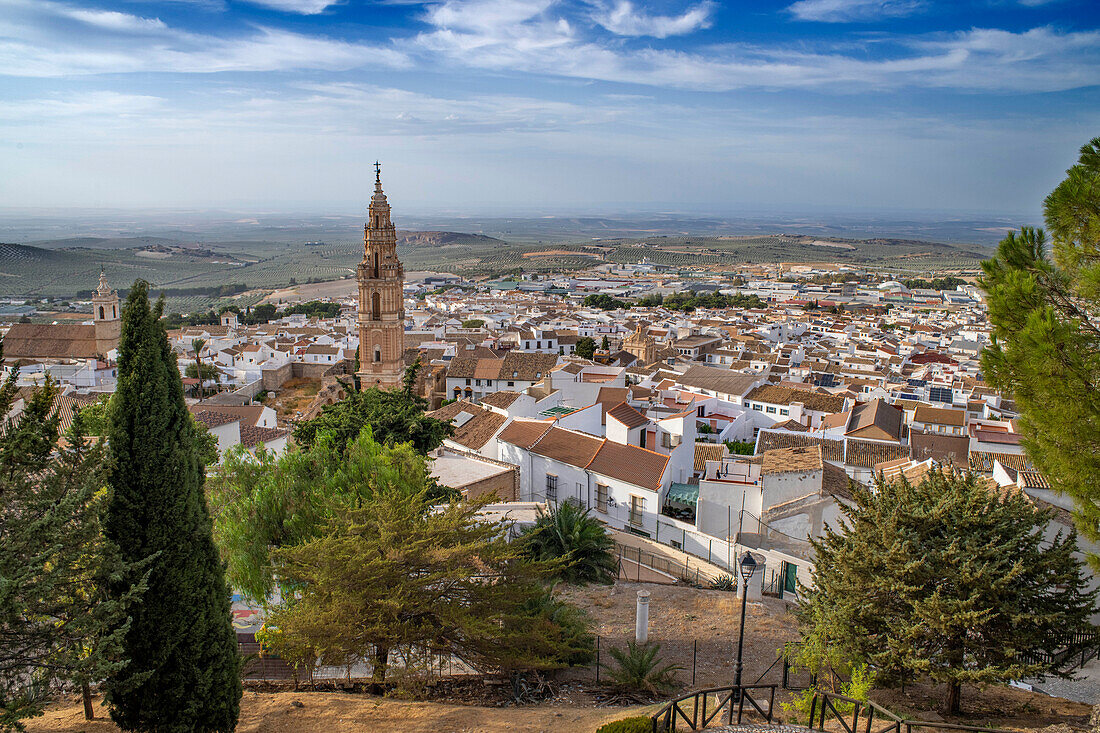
top-left (1025, 657), bottom-right (1100, 704)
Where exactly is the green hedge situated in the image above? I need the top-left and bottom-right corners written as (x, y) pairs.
top-left (595, 716), bottom-right (666, 733)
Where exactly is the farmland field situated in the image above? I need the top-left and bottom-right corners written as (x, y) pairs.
top-left (0, 219), bottom-right (992, 315)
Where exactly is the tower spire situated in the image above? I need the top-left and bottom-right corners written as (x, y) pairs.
top-left (374, 161), bottom-right (381, 188)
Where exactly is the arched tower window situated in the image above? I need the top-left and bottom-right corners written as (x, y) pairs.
top-left (373, 252), bottom-right (379, 278)
top-left (372, 292), bottom-right (381, 321)
top-left (98, 306), bottom-right (104, 319)
top-left (112, 306), bottom-right (116, 318)
top-left (374, 346), bottom-right (381, 363)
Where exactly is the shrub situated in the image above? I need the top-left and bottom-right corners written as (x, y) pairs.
top-left (521, 499), bottom-right (617, 585)
top-left (601, 641), bottom-right (683, 695)
top-left (709, 574), bottom-right (737, 592)
top-left (595, 716), bottom-right (667, 733)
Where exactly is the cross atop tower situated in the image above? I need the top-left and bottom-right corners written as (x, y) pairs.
top-left (374, 161), bottom-right (381, 185)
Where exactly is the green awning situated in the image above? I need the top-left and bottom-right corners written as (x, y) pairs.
top-left (666, 482), bottom-right (699, 508)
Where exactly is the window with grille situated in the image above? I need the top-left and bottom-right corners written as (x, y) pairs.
top-left (596, 484), bottom-right (608, 513)
top-left (545, 474), bottom-right (558, 502)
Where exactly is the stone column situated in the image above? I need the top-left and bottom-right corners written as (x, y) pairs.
top-left (636, 590), bottom-right (650, 644)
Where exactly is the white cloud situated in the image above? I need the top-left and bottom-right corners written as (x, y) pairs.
top-left (0, 91), bottom-right (163, 121)
top-left (592, 1), bottom-right (714, 38)
top-left (61, 8), bottom-right (168, 31)
top-left (242, 0), bottom-right (342, 13)
top-left (787, 0), bottom-right (924, 22)
top-left (0, 0), bottom-right (410, 76)
top-left (415, 2), bottom-right (1100, 94)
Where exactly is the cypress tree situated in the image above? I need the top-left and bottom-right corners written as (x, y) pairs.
top-left (103, 281), bottom-right (240, 732)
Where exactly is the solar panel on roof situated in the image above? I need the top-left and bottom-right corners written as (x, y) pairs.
top-left (929, 387), bottom-right (954, 404)
top-left (897, 392), bottom-right (920, 401)
top-left (907, 378), bottom-right (927, 387)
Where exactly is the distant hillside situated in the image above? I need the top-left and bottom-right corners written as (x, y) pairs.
top-left (27, 236), bottom-right (188, 250)
top-left (397, 231), bottom-right (505, 246)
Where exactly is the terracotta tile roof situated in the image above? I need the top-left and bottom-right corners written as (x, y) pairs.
top-left (970, 451), bottom-right (1032, 473)
top-left (822, 460), bottom-right (854, 501)
top-left (913, 405), bottom-right (966, 426)
top-left (845, 438), bottom-right (908, 469)
top-left (480, 391), bottom-right (522, 409)
top-left (908, 432), bottom-right (970, 469)
top-left (770, 419), bottom-right (809, 432)
top-left (497, 419), bottom-right (553, 450)
top-left (757, 431), bottom-right (845, 463)
top-left (845, 399), bottom-right (902, 442)
top-left (239, 424), bottom-right (288, 448)
top-left (745, 384), bottom-right (846, 413)
top-left (606, 402), bottom-right (649, 429)
top-left (453, 411), bottom-right (508, 450)
top-left (190, 404), bottom-right (266, 427)
top-left (427, 401), bottom-right (509, 451)
top-left (760, 445), bottom-right (823, 475)
top-left (694, 442), bottom-right (726, 472)
top-left (677, 365), bottom-right (759, 397)
top-left (3, 323), bottom-right (99, 359)
top-left (192, 409), bottom-right (240, 429)
top-left (586, 441), bottom-right (669, 491)
top-left (530, 426), bottom-right (604, 468)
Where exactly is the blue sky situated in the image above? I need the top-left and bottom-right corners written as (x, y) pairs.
top-left (1, 0), bottom-right (1098, 218)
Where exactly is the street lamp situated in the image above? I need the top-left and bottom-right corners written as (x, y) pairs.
top-left (733, 551), bottom-right (758, 698)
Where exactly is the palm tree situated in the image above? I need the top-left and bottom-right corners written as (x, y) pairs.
top-left (601, 640), bottom-right (683, 695)
top-left (191, 338), bottom-right (206, 401)
top-left (521, 499), bottom-right (617, 585)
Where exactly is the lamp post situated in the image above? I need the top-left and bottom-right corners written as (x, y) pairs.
top-left (733, 551), bottom-right (758, 699)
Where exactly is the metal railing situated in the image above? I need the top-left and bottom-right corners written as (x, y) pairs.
top-left (650, 684), bottom-right (776, 731)
top-left (615, 542), bottom-right (707, 585)
top-left (808, 692), bottom-right (1004, 733)
top-left (1024, 628), bottom-right (1100, 672)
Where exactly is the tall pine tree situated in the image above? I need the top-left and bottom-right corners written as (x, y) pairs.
top-left (796, 469), bottom-right (1095, 716)
top-left (981, 136), bottom-right (1100, 564)
top-left (103, 281), bottom-right (240, 732)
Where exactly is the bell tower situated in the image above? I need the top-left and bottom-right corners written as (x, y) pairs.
top-left (357, 163), bottom-right (406, 388)
top-left (92, 269), bottom-right (121, 358)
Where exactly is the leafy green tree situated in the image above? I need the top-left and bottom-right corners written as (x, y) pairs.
top-left (185, 362), bottom-right (218, 382)
top-left (521, 500), bottom-right (617, 585)
top-left (258, 489), bottom-right (593, 684)
top-left (0, 378), bottom-right (145, 731)
top-left (208, 426), bottom-right (455, 604)
top-left (796, 468), bottom-right (1095, 715)
top-left (461, 318), bottom-right (485, 329)
top-left (292, 379), bottom-right (451, 454)
top-left (102, 281), bottom-right (240, 732)
top-left (981, 137), bottom-right (1100, 563)
top-left (574, 337), bottom-right (597, 360)
top-left (584, 294), bottom-right (627, 310)
top-left (601, 335), bottom-right (610, 351)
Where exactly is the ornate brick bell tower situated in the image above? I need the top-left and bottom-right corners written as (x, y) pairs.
top-left (356, 163), bottom-right (406, 389)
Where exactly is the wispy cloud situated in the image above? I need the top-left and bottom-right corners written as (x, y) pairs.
top-left (415, 1), bottom-right (1100, 93)
top-left (241, 0), bottom-right (343, 14)
top-left (787, 0), bottom-right (924, 22)
top-left (0, 0), bottom-right (409, 76)
top-left (591, 1), bottom-right (714, 38)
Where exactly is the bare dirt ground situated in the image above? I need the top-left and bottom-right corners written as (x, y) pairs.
top-left (259, 279), bottom-right (356, 306)
top-left (27, 692), bottom-right (648, 733)
top-left (24, 583), bottom-right (1092, 733)
top-left (267, 377), bottom-right (321, 422)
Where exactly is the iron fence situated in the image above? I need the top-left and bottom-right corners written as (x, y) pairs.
top-left (650, 684), bottom-right (777, 732)
top-left (808, 691), bottom-right (1004, 733)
